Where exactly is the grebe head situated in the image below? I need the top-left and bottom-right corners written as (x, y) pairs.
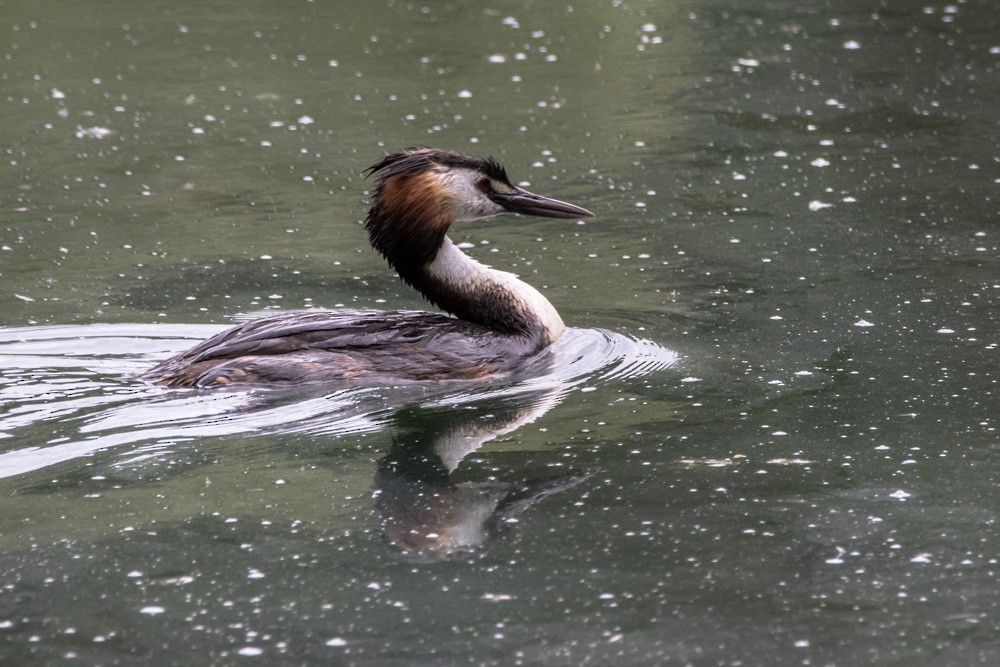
top-left (364, 148), bottom-right (593, 269)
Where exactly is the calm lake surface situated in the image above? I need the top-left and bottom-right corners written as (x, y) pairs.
top-left (2, 0), bottom-right (999, 664)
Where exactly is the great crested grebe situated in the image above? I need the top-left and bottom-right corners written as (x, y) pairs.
top-left (141, 147), bottom-right (594, 387)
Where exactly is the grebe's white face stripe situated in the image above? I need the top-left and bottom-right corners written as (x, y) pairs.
top-left (436, 167), bottom-right (507, 222)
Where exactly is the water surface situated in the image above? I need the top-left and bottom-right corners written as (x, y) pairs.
top-left (2, 0), bottom-right (1000, 664)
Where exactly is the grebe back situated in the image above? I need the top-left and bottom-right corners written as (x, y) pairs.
top-left (141, 147), bottom-right (593, 387)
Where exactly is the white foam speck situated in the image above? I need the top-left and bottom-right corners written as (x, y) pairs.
top-left (75, 126), bottom-right (114, 140)
top-left (139, 606), bottom-right (165, 615)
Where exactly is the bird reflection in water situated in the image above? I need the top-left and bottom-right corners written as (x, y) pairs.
top-left (372, 389), bottom-right (588, 561)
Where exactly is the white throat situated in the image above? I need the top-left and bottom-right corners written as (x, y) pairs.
top-left (427, 238), bottom-right (565, 344)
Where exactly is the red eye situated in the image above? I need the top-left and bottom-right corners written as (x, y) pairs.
top-left (477, 179), bottom-right (492, 193)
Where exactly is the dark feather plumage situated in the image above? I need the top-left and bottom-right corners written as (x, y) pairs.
top-left (364, 147), bottom-right (510, 186)
top-left (143, 309), bottom-right (538, 387)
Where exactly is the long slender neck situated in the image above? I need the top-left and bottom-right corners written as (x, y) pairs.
top-left (403, 238), bottom-right (565, 346)
top-left (364, 173), bottom-right (564, 346)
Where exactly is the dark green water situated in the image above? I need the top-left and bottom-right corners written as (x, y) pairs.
top-left (2, 0), bottom-right (999, 664)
